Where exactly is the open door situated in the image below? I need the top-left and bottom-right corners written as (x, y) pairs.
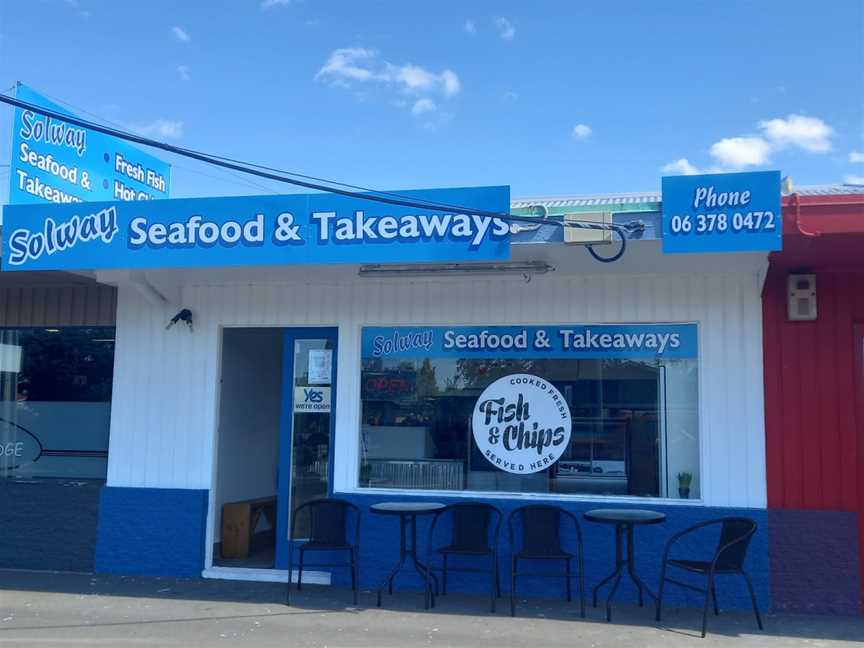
top-left (275, 327), bottom-right (338, 569)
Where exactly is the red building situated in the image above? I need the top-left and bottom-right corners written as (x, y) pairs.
top-left (762, 187), bottom-right (864, 614)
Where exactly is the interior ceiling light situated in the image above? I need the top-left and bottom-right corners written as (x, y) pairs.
top-left (358, 261), bottom-right (554, 281)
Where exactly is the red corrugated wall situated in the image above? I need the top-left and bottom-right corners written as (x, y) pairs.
top-left (763, 198), bottom-right (864, 611)
top-left (763, 268), bottom-right (864, 510)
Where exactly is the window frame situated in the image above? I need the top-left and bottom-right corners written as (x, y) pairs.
top-left (338, 321), bottom-right (705, 506)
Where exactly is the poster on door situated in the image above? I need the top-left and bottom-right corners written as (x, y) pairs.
top-left (293, 386), bottom-right (331, 413)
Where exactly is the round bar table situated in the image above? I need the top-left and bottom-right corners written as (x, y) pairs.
top-left (584, 508), bottom-right (666, 622)
top-left (370, 501), bottom-right (446, 608)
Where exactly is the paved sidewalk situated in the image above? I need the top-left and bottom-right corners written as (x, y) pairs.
top-left (0, 570), bottom-right (861, 647)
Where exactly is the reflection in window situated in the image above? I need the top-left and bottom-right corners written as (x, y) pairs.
top-left (359, 353), bottom-right (699, 499)
top-left (0, 328), bottom-right (115, 481)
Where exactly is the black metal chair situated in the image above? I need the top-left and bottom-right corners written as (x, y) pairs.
top-left (656, 517), bottom-right (763, 638)
top-left (286, 498), bottom-right (360, 606)
top-left (508, 504), bottom-right (585, 617)
top-left (425, 502), bottom-right (502, 612)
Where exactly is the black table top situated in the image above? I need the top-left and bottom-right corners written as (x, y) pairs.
top-left (370, 501), bottom-right (446, 515)
top-left (584, 508), bottom-right (667, 525)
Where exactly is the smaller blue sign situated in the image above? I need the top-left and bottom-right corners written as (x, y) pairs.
top-left (362, 324), bottom-right (698, 360)
top-left (662, 170), bottom-right (781, 254)
top-left (8, 84), bottom-right (171, 205)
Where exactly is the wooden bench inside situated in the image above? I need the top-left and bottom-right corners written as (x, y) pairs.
top-left (221, 496), bottom-right (277, 559)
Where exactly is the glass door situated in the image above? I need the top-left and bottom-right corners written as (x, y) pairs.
top-left (275, 327), bottom-right (337, 569)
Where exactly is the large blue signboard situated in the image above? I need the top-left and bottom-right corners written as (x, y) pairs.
top-left (661, 170), bottom-right (781, 254)
top-left (8, 84), bottom-right (170, 205)
top-left (1, 186), bottom-right (511, 271)
top-left (362, 324), bottom-right (698, 360)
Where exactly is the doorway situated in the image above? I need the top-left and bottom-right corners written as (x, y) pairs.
top-left (212, 327), bottom-right (337, 571)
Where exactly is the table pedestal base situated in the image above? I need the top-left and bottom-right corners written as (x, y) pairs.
top-left (375, 513), bottom-right (439, 607)
top-left (593, 523), bottom-right (657, 622)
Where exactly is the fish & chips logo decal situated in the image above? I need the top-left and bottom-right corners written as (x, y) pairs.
top-left (472, 373), bottom-right (571, 475)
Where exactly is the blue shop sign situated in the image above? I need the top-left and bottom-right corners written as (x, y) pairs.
top-left (8, 84), bottom-right (171, 205)
top-left (1, 186), bottom-right (511, 271)
top-left (661, 170), bottom-right (781, 254)
top-left (362, 324), bottom-right (698, 359)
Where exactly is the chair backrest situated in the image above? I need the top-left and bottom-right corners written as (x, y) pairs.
top-left (713, 517), bottom-right (757, 571)
top-left (299, 499), bottom-right (352, 546)
top-left (511, 505), bottom-right (564, 556)
top-left (449, 503), bottom-right (498, 551)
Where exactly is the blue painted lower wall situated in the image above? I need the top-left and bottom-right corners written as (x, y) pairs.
top-left (92, 486), bottom-right (863, 616)
top-left (768, 509), bottom-right (861, 615)
top-left (329, 493), bottom-right (771, 612)
top-left (95, 486), bottom-right (208, 577)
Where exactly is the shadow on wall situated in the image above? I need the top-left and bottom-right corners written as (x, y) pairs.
top-left (0, 479), bottom-right (102, 571)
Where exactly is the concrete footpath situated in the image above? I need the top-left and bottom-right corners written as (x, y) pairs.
top-left (0, 570), bottom-right (861, 647)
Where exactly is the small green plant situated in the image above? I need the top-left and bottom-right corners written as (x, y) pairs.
top-left (677, 471), bottom-right (693, 488)
top-left (359, 460), bottom-right (372, 485)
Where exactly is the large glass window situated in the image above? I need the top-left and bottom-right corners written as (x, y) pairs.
top-left (0, 327), bottom-right (115, 480)
top-left (359, 325), bottom-right (699, 499)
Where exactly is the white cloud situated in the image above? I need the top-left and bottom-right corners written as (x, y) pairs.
top-left (62, 0), bottom-right (89, 18)
top-left (495, 17), bottom-right (515, 40)
top-left (661, 158), bottom-right (702, 176)
top-left (171, 26), bottom-right (190, 42)
top-left (440, 70), bottom-right (460, 97)
top-left (758, 114), bottom-right (833, 153)
top-left (176, 65), bottom-right (190, 81)
top-left (666, 113), bottom-right (835, 173)
top-left (849, 151), bottom-right (864, 163)
top-left (127, 119), bottom-right (184, 140)
top-left (843, 174), bottom-right (864, 185)
top-left (709, 136), bottom-right (772, 168)
top-left (411, 98), bottom-right (436, 115)
top-left (316, 48), bottom-right (461, 116)
top-left (317, 48), bottom-right (379, 83)
top-left (261, 0), bottom-right (291, 7)
top-left (464, 19), bottom-right (476, 34)
top-left (571, 124), bottom-right (592, 139)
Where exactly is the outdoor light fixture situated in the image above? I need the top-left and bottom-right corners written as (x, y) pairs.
top-left (358, 261), bottom-right (554, 280)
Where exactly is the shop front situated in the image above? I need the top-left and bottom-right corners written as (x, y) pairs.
top-left (3, 182), bottom-right (775, 610)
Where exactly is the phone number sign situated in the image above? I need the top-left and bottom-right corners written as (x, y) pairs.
top-left (661, 170), bottom-right (782, 254)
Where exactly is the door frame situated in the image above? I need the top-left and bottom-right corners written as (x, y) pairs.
top-left (274, 326), bottom-right (338, 569)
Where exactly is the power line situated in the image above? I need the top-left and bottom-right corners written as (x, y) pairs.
top-left (0, 92), bottom-right (630, 262)
top-left (33, 89), bottom-right (285, 195)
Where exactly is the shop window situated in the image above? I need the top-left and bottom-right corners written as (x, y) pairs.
top-left (0, 328), bottom-right (115, 481)
top-left (358, 325), bottom-right (700, 500)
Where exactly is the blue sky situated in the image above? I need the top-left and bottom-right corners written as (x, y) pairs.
top-left (0, 0), bottom-right (862, 202)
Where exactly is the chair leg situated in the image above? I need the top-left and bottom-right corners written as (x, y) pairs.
top-left (702, 574), bottom-right (714, 638)
top-left (495, 553), bottom-right (502, 598)
top-left (285, 540), bottom-right (294, 606)
top-left (565, 558), bottom-right (572, 602)
top-left (297, 548), bottom-right (305, 592)
top-left (510, 557), bottom-right (517, 617)
top-left (655, 560), bottom-right (668, 622)
top-left (442, 554), bottom-right (448, 596)
top-left (578, 544), bottom-right (586, 618)
top-left (350, 548), bottom-right (358, 606)
top-left (489, 557), bottom-right (496, 613)
top-left (711, 582), bottom-right (719, 616)
top-left (741, 571), bottom-right (764, 631)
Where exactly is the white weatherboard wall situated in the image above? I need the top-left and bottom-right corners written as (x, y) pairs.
top-left (106, 261), bottom-right (767, 512)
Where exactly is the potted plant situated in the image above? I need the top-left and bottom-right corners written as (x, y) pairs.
top-left (359, 460), bottom-right (372, 486)
top-left (677, 471), bottom-right (693, 499)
